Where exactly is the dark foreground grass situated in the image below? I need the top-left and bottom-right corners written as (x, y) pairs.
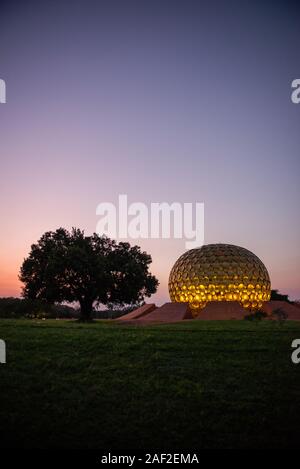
top-left (0, 319), bottom-right (300, 449)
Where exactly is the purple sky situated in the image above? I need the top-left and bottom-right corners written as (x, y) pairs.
top-left (0, 0), bottom-right (299, 304)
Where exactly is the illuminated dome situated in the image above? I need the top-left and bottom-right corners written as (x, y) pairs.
top-left (168, 244), bottom-right (271, 313)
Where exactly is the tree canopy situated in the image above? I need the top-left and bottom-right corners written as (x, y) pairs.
top-left (19, 228), bottom-right (159, 320)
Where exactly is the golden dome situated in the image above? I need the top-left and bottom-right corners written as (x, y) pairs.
top-left (168, 244), bottom-right (271, 313)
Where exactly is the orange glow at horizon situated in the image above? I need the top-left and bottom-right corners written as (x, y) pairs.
top-left (0, 235), bottom-right (300, 305)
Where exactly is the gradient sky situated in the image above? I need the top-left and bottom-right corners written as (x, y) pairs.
top-left (0, 0), bottom-right (299, 305)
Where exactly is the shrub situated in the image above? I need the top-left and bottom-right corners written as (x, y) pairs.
top-left (244, 310), bottom-right (268, 321)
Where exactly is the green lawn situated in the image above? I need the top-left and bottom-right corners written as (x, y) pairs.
top-left (0, 319), bottom-right (299, 449)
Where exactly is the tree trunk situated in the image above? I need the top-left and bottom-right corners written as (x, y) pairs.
top-left (79, 298), bottom-right (93, 322)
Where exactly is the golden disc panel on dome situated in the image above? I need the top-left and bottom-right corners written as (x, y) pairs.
top-left (168, 244), bottom-right (271, 313)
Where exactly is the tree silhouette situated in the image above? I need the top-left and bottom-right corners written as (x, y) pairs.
top-left (19, 228), bottom-right (158, 321)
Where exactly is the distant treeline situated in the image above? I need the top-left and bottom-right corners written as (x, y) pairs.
top-left (270, 289), bottom-right (290, 302)
top-left (0, 297), bottom-right (137, 319)
top-left (0, 297), bottom-right (79, 319)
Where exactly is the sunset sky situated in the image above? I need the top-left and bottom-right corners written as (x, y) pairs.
top-left (0, 0), bottom-right (299, 305)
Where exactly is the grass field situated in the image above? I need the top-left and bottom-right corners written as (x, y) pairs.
top-left (0, 319), bottom-right (300, 449)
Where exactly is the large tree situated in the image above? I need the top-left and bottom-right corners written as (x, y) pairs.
top-left (19, 228), bottom-right (158, 321)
